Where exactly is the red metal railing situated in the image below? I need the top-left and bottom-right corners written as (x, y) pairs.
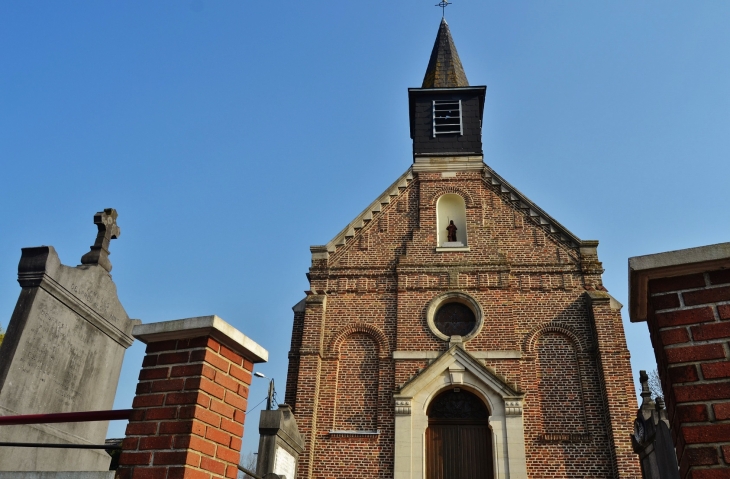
top-left (0, 409), bottom-right (132, 426)
top-left (0, 409), bottom-right (133, 450)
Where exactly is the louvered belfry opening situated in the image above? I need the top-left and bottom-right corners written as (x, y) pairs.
top-left (426, 389), bottom-right (494, 479)
top-left (432, 100), bottom-right (463, 137)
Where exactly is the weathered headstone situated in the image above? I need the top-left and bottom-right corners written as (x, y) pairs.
top-left (0, 209), bottom-right (138, 471)
top-left (256, 404), bottom-right (305, 479)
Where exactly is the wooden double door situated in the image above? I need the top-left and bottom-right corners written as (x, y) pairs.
top-left (426, 390), bottom-right (494, 479)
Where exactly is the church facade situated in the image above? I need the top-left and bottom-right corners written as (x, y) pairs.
top-left (285, 19), bottom-right (640, 479)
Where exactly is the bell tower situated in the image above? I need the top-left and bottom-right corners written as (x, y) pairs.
top-left (408, 18), bottom-right (486, 169)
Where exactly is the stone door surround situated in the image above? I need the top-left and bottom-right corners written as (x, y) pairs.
top-left (393, 346), bottom-right (527, 479)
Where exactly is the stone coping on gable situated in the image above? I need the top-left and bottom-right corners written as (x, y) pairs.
top-left (629, 242), bottom-right (730, 322)
top-left (132, 315), bottom-right (268, 363)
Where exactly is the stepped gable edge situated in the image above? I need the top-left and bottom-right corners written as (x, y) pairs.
top-left (482, 164), bottom-right (581, 249)
top-left (310, 167), bottom-right (414, 258)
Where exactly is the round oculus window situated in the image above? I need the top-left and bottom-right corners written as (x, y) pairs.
top-left (434, 302), bottom-right (476, 337)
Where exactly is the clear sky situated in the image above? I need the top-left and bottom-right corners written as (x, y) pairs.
top-left (1, 1), bottom-right (729, 458)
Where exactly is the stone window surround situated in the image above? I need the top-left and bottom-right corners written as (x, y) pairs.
top-left (426, 291), bottom-right (484, 342)
top-left (393, 347), bottom-right (527, 479)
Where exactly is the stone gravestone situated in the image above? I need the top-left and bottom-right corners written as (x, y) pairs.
top-left (0, 209), bottom-right (138, 471)
top-left (256, 404), bottom-right (305, 479)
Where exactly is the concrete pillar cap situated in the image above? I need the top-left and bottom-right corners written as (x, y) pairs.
top-left (132, 315), bottom-right (268, 363)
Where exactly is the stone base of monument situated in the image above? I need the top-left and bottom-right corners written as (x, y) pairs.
top-left (0, 473), bottom-right (114, 479)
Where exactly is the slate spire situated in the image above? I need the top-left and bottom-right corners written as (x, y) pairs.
top-left (422, 18), bottom-right (469, 88)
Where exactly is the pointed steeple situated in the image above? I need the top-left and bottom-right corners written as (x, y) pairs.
top-left (422, 18), bottom-right (469, 88)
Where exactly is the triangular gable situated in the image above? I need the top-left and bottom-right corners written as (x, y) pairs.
top-left (398, 346), bottom-right (523, 400)
top-left (311, 163), bottom-right (584, 262)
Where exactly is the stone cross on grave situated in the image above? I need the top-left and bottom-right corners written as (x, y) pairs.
top-left (80, 208), bottom-right (121, 273)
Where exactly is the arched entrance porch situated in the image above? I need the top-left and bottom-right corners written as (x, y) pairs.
top-left (393, 346), bottom-right (527, 479)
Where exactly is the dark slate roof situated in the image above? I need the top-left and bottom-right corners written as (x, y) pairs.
top-left (422, 18), bottom-right (469, 88)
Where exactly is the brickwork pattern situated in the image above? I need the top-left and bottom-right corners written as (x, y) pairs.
top-left (117, 336), bottom-right (252, 479)
top-left (287, 168), bottom-right (640, 478)
top-left (647, 270), bottom-right (730, 479)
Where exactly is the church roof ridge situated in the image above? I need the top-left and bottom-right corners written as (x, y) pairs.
top-left (422, 18), bottom-right (469, 88)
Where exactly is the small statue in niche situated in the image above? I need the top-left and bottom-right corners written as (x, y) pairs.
top-left (446, 220), bottom-right (458, 242)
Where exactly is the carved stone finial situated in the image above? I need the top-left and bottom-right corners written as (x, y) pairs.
top-left (638, 369), bottom-right (656, 421)
top-left (639, 370), bottom-right (652, 400)
top-left (80, 208), bottom-right (120, 273)
top-left (655, 396), bottom-right (669, 424)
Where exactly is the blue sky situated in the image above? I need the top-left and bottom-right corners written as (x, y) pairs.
top-left (1, 1), bottom-right (729, 457)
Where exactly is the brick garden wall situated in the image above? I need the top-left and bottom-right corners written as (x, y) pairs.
top-left (646, 269), bottom-right (730, 478)
top-left (286, 167), bottom-right (640, 478)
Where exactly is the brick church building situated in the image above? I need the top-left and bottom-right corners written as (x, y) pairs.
top-left (285, 19), bottom-right (640, 479)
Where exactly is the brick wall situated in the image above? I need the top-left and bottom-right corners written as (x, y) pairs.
top-left (117, 324), bottom-right (258, 479)
top-left (646, 269), bottom-right (730, 478)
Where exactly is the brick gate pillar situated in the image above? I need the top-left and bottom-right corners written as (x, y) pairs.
top-left (116, 315), bottom-right (268, 479)
top-left (630, 243), bottom-right (730, 479)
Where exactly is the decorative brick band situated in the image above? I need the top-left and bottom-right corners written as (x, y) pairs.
top-left (427, 185), bottom-right (475, 206)
top-left (539, 433), bottom-right (590, 443)
top-left (325, 322), bottom-right (390, 359)
top-left (523, 323), bottom-right (588, 354)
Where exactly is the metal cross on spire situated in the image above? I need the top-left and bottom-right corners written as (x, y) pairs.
top-left (435, 1), bottom-right (451, 17)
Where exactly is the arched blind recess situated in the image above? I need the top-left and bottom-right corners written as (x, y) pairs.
top-left (334, 332), bottom-right (378, 430)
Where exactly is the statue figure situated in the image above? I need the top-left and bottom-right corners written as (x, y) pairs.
top-left (446, 220), bottom-right (458, 242)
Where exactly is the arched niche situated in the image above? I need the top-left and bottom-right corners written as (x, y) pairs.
top-left (436, 194), bottom-right (467, 247)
